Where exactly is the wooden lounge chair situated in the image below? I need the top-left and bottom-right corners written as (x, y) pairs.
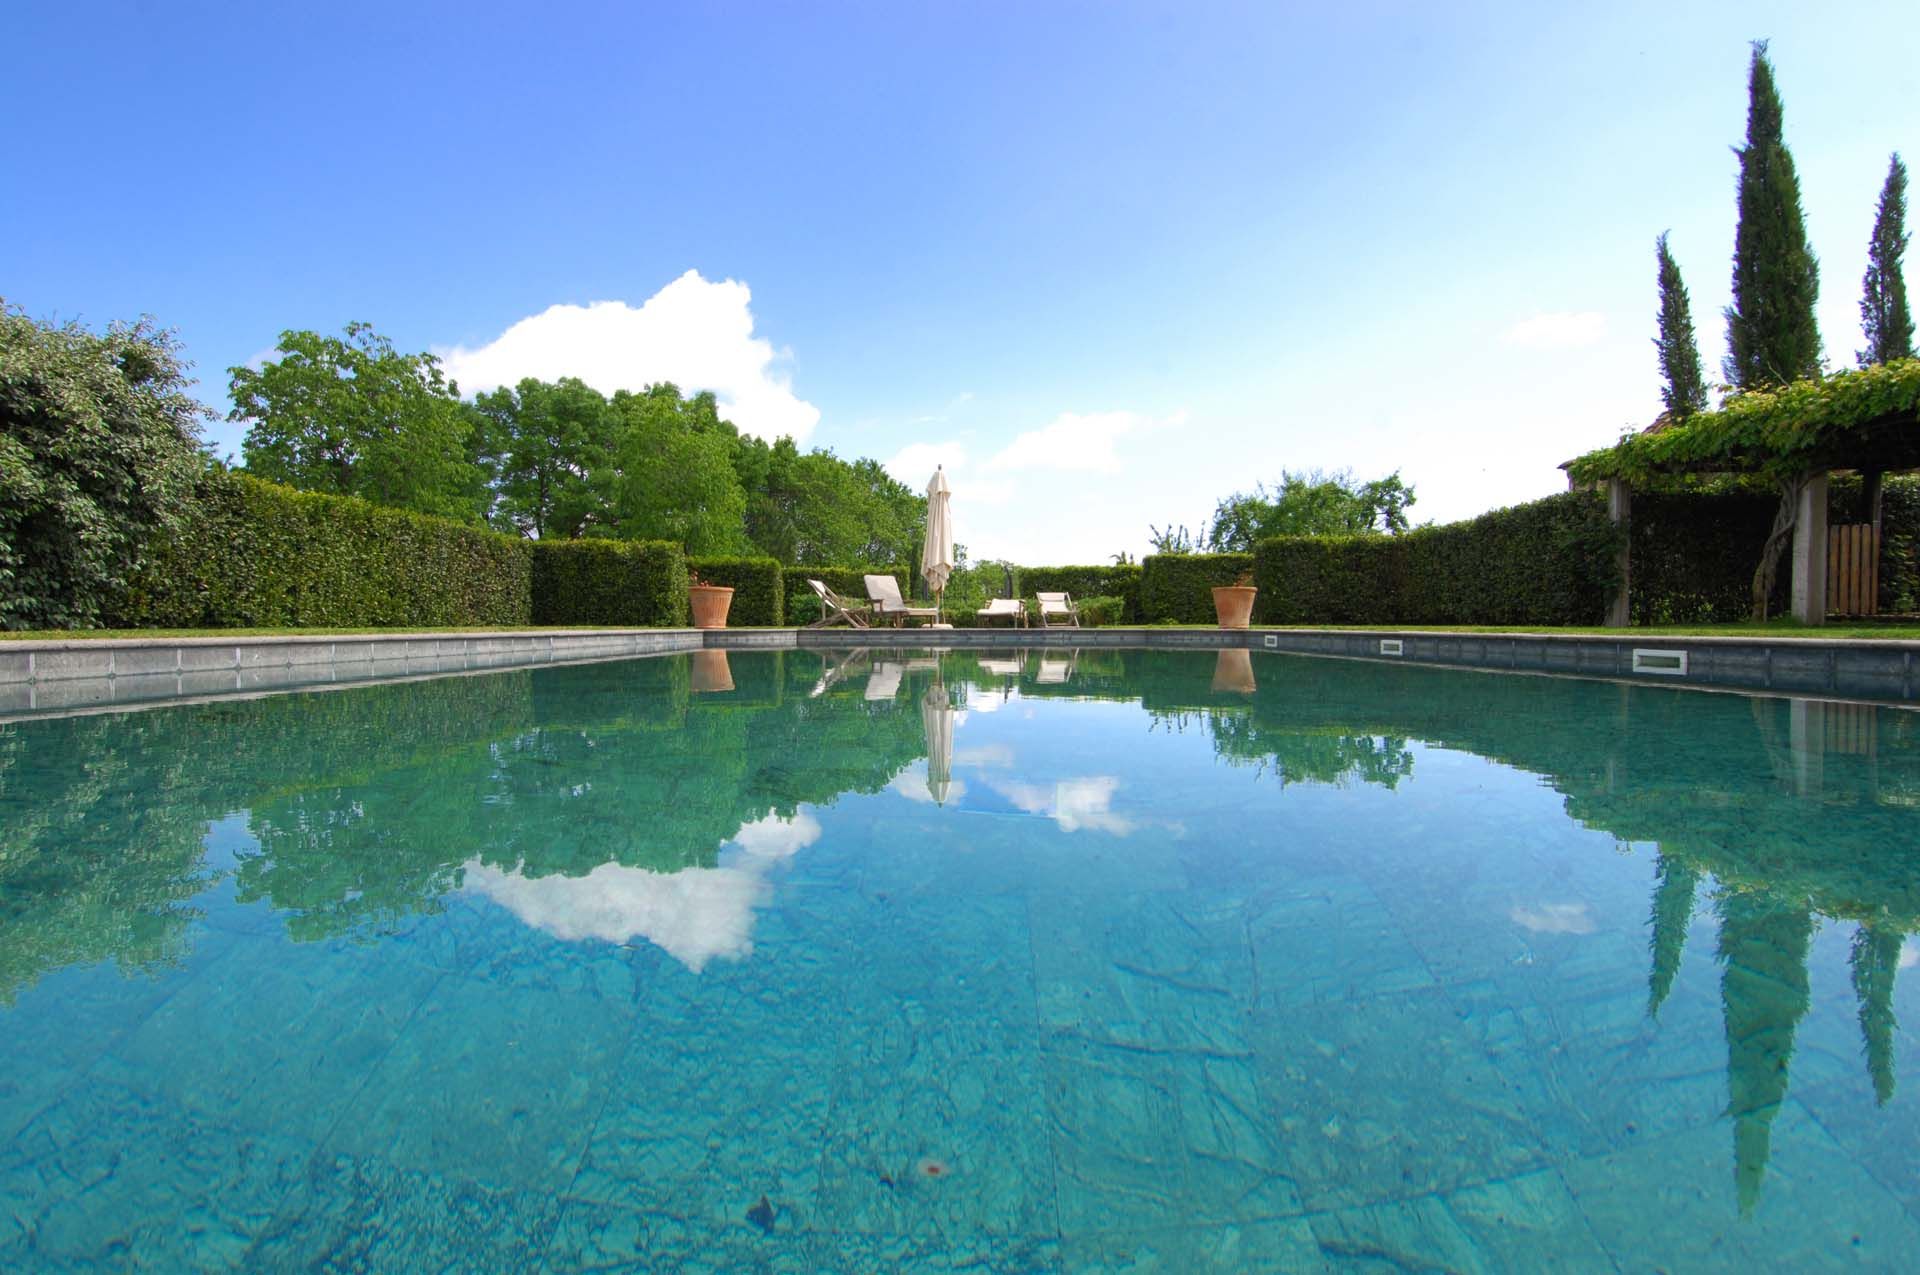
top-left (976, 598), bottom-right (1027, 627)
top-left (1035, 591), bottom-right (1080, 628)
top-left (865, 574), bottom-right (940, 627)
top-left (806, 578), bottom-right (871, 629)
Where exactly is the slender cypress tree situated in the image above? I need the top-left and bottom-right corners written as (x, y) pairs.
top-left (1646, 854), bottom-right (1700, 1018)
top-left (1724, 41), bottom-right (1823, 388)
top-left (1859, 153), bottom-right (1914, 367)
top-left (1654, 233), bottom-right (1710, 417)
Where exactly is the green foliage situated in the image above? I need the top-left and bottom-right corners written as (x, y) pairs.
top-left (531, 538), bottom-right (688, 627)
top-left (1655, 232), bottom-right (1710, 417)
top-left (1628, 483), bottom-right (1786, 623)
top-left (1566, 357), bottom-right (1920, 484)
top-left (1880, 476), bottom-right (1920, 613)
top-left (610, 385), bottom-right (749, 555)
top-left (1076, 595), bottom-right (1126, 627)
top-left (1207, 470), bottom-right (1416, 550)
top-left (1860, 153), bottom-right (1914, 367)
top-left (471, 376), bottom-right (618, 537)
top-left (1141, 553), bottom-right (1256, 624)
top-left (1253, 492), bottom-right (1620, 626)
top-left (736, 436), bottom-right (923, 566)
top-left (111, 471), bottom-right (531, 628)
top-left (232, 324), bottom-right (487, 522)
top-left (1019, 564), bottom-right (1143, 622)
top-left (0, 304), bottom-right (211, 629)
top-left (688, 556), bottom-right (784, 626)
top-left (1724, 42), bottom-right (1822, 389)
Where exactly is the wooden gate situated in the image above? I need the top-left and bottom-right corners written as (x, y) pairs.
top-left (1827, 523), bottom-right (1880, 616)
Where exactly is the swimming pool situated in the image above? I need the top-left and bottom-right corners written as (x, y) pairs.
top-left (1, 647), bottom-right (1915, 1270)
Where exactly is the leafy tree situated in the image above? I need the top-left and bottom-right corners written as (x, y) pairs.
top-left (471, 376), bottom-right (617, 538)
top-left (734, 434), bottom-right (921, 565)
top-left (231, 323), bottom-right (486, 522)
top-left (1654, 232), bottom-right (1710, 417)
top-left (1859, 153), bottom-right (1914, 367)
top-left (609, 384), bottom-right (749, 554)
top-left (1148, 523), bottom-right (1199, 553)
top-left (1205, 470), bottom-right (1416, 551)
top-left (0, 303), bottom-right (211, 629)
top-left (1723, 41), bottom-right (1822, 389)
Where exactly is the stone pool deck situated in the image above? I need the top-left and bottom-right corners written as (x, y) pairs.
top-left (3, 626), bottom-right (1918, 717)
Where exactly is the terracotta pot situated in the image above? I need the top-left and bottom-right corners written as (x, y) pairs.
top-left (690, 648), bottom-right (734, 693)
top-left (1211, 585), bottom-right (1257, 630)
top-left (689, 584), bottom-right (734, 629)
top-left (1211, 648), bottom-right (1257, 694)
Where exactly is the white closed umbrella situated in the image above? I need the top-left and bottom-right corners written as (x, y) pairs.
top-left (922, 679), bottom-right (954, 805)
top-left (921, 466), bottom-right (955, 626)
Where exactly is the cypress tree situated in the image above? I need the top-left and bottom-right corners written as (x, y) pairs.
top-left (1653, 233), bottom-right (1710, 417)
top-left (1859, 153), bottom-right (1914, 366)
top-left (1723, 41), bottom-right (1823, 388)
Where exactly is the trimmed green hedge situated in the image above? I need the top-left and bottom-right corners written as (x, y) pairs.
top-left (531, 539), bottom-right (689, 627)
top-left (1141, 554), bottom-right (1255, 624)
top-left (111, 471), bottom-right (532, 628)
top-left (1019, 564), bottom-right (1141, 623)
top-left (1254, 492), bottom-right (1620, 626)
top-left (689, 556), bottom-right (784, 626)
top-left (781, 566), bottom-right (895, 626)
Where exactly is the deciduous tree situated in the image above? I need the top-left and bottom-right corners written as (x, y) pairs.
top-left (0, 303), bottom-right (210, 628)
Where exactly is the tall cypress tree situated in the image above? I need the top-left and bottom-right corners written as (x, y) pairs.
top-left (1723, 41), bottom-right (1823, 388)
top-left (1654, 233), bottom-right (1709, 417)
top-left (1859, 153), bottom-right (1914, 367)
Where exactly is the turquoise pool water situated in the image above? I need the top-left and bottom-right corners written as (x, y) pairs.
top-left (1, 647), bottom-right (1917, 1271)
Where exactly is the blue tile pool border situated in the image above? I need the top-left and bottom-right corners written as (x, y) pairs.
top-left (2, 626), bottom-right (1916, 718)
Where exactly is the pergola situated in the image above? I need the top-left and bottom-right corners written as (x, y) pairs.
top-left (1565, 359), bottom-right (1920, 625)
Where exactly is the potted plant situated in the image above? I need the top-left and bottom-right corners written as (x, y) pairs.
top-left (1211, 569), bottom-right (1257, 630)
top-left (687, 571), bottom-right (735, 629)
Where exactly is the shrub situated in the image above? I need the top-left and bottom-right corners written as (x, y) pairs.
top-left (2, 305), bottom-right (211, 629)
top-left (1254, 492), bottom-right (1620, 626)
top-left (112, 470), bottom-right (532, 628)
top-left (531, 538), bottom-right (688, 627)
top-left (1076, 595), bottom-right (1127, 627)
top-left (1881, 476), bottom-right (1920, 613)
top-left (1628, 484), bottom-right (1784, 624)
top-left (1020, 565), bottom-right (1141, 622)
top-left (1141, 554), bottom-right (1255, 624)
top-left (689, 556), bottom-right (783, 626)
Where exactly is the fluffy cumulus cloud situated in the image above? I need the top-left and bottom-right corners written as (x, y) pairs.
top-left (987, 410), bottom-right (1173, 475)
top-left (460, 811), bottom-right (821, 973)
top-left (436, 270), bottom-right (821, 442)
top-left (1501, 311), bottom-right (1608, 350)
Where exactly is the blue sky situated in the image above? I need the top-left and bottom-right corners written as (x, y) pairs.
top-left (6, 1), bottom-right (1916, 562)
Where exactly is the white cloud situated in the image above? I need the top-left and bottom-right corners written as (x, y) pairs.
top-left (989, 775), bottom-right (1133, 834)
top-left (436, 270), bottom-right (821, 442)
top-left (728, 810), bottom-right (821, 861)
top-left (954, 742), bottom-right (1016, 766)
top-left (1509, 902), bottom-right (1597, 935)
top-left (463, 859), bottom-right (769, 972)
top-left (460, 811), bottom-right (819, 972)
top-left (1501, 311), bottom-right (1608, 350)
top-left (886, 441), bottom-right (966, 487)
top-left (987, 410), bottom-right (1169, 475)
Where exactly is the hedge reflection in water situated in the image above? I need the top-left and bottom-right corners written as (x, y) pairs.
top-left (2, 646), bottom-right (1916, 1213)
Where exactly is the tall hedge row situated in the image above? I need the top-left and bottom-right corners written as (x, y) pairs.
top-left (111, 471), bottom-right (532, 628)
top-left (689, 556), bottom-right (784, 626)
top-left (531, 539), bottom-right (689, 627)
top-left (1254, 492), bottom-right (1620, 626)
top-left (1141, 554), bottom-right (1255, 624)
top-left (1019, 564), bottom-right (1142, 622)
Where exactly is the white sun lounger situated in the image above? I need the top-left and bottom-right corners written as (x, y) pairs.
top-left (1035, 592), bottom-right (1080, 628)
top-left (865, 575), bottom-right (940, 626)
top-left (977, 598), bottom-right (1027, 627)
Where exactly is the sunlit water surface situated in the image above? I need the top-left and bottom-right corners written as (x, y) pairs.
top-left (2, 648), bottom-right (1918, 1272)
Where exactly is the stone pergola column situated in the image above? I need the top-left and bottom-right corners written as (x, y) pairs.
top-left (1789, 471), bottom-right (1829, 626)
top-left (1606, 479), bottom-right (1631, 628)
